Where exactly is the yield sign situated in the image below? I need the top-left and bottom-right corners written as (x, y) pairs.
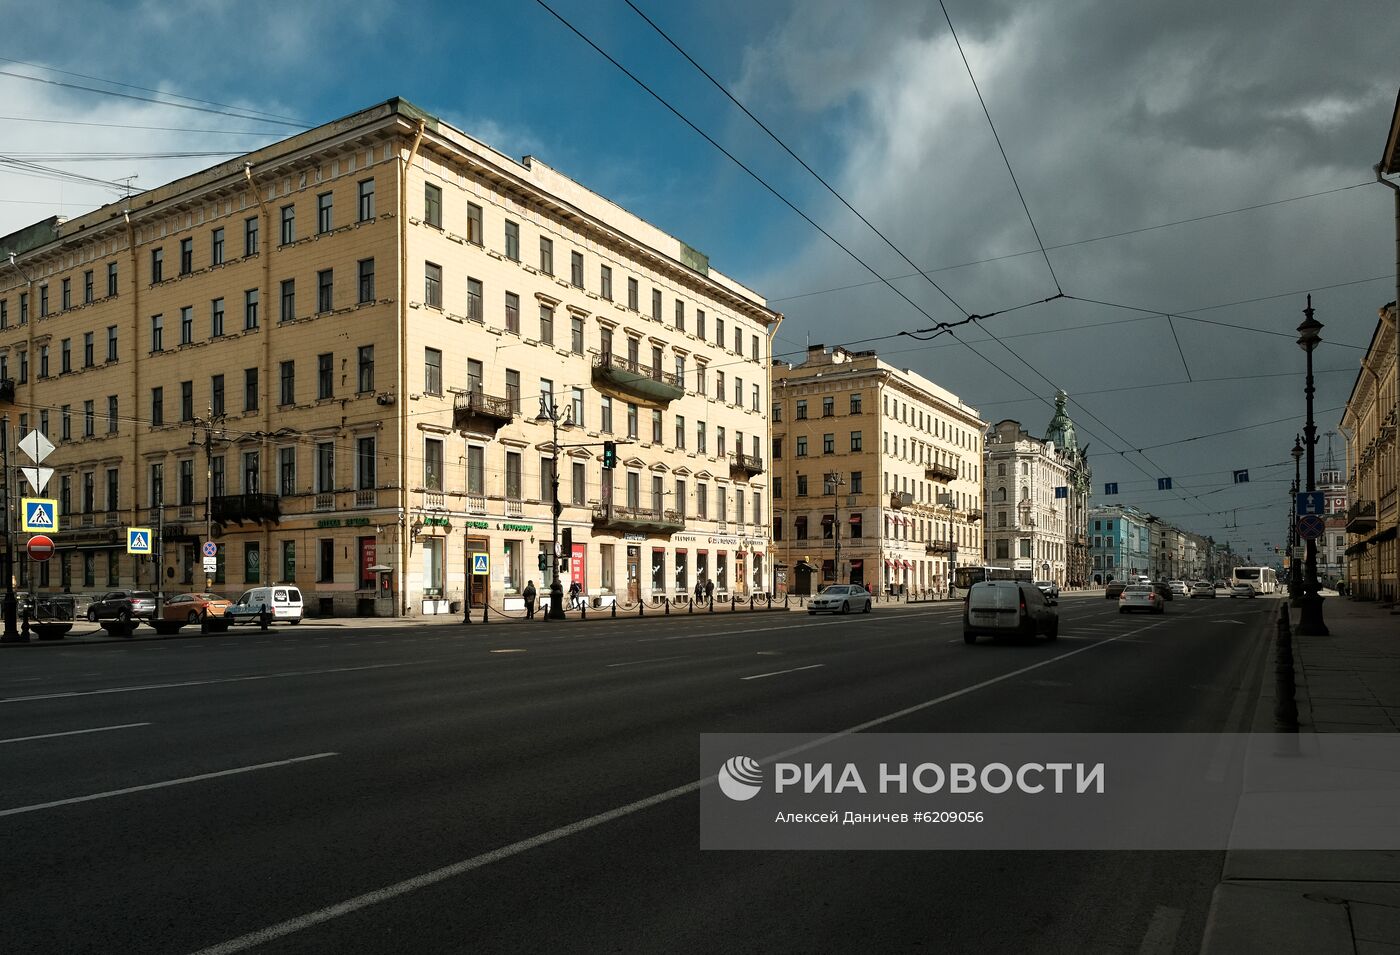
top-left (18, 429), bottom-right (55, 465)
top-left (20, 465), bottom-right (54, 494)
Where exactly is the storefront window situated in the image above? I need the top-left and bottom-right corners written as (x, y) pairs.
top-left (652, 548), bottom-right (665, 594)
top-left (717, 551), bottom-right (728, 591)
top-left (244, 542), bottom-right (260, 583)
top-left (503, 540), bottom-right (522, 593)
top-left (423, 538), bottom-right (444, 597)
top-left (696, 551), bottom-right (709, 588)
top-left (282, 541), bottom-right (296, 582)
top-left (675, 550), bottom-right (688, 592)
top-left (600, 543), bottom-right (614, 592)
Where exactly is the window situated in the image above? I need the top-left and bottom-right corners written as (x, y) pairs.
top-left (280, 361), bottom-right (295, 406)
top-left (570, 250), bottom-right (584, 288)
top-left (823, 433), bottom-right (835, 454)
top-left (773, 437), bottom-right (783, 459)
top-left (83, 332), bottom-right (94, 368)
top-left (179, 381), bottom-right (193, 422)
top-left (797, 475), bottom-right (809, 496)
top-left (675, 414), bottom-right (686, 449)
top-left (357, 437), bottom-right (376, 489)
top-left (280, 279), bottom-right (296, 322)
top-left (504, 220), bottom-right (519, 260)
top-left (716, 371), bottom-right (725, 402)
top-left (212, 374), bottom-right (225, 416)
top-left (19, 292), bottom-right (27, 324)
top-left (467, 358), bottom-right (484, 395)
top-left (674, 299), bottom-right (684, 331)
top-left (572, 461), bottom-right (587, 506)
top-left (424, 184), bottom-right (442, 228)
top-left (505, 451), bottom-right (522, 499)
top-left (539, 236), bottom-right (553, 274)
top-left (752, 384), bottom-right (760, 411)
top-left (675, 355), bottom-right (685, 389)
top-left (179, 459), bottom-right (194, 505)
top-left (317, 191), bottom-right (333, 234)
top-left (61, 278), bottom-right (71, 310)
top-left (424, 348), bottom-right (442, 395)
top-left (38, 344), bottom-right (49, 379)
top-left (504, 291), bottom-right (520, 333)
top-left (571, 386), bottom-right (585, 427)
top-left (244, 216), bottom-right (258, 256)
top-left (600, 265), bottom-right (613, 300)
top-left (696, 309), bottom-right (706, 340)
top-left (506, 370), bottom-right (520, 413)
top-left (696, 483), bottom-right (708, 519)
top-left (851, 471), bottom-right (863, 493)
top-left (319, 539), bottom-right (334, 583)
top-left (424, 262), bottom-right (442, 308)
top-left (752, 335), bottom-right (760, 363)
top-left (717, 426), bottom-right (726, 455)
top-left (357, 178), bottom-right (375, 221)
top-left (627, 277), bottom-right (639, 310)
top-left (179, 305), bottom-right (193, 344)
top-left (651, 288), bottom-right (662, 321)
top-left (774, 476), bottom-right (782, 498)
top-left (716, 316), bottom-right (725, 348)
top-left (179, 237), bottom-right (193, 275)
top-left (626, 403), bottom-right (639, 440)
top-left (600, 395), bottom-right (613, 433)
top-left (358, 346), bottom-right (374, 393)
top-left (150, 314), bottom-right (164, 352)
top-left (797, 436), bottom-right (808, 457)
top-left (697, 420), bottom-right (706, 453)
top-left (570, 314), bottom-right (584, 354)
top-left (823, 396), bottom-right (834, 417)
top-left (539, 455), bottom-right (555, 502)
top-left (18, 349), bottom-right (26, 384)
top-left (851, 431), bottom-right (863, 452)
top-left (466, 202), bottom-right (483, 245)
top-left (539, 305), bottom-right (554, 345)
top-left (244, 288), bottom-right (259, 329)
top-left (796, 399), bottom-right (808, 420)
top-left (61, 404), bottom-right (72, 440)
top-left (316, 353), bottom-right (333, 399)
top-left (244, 367), bottom-right (258, 411)
top-left (358, 258), bottom-right (375, 304)
top-left (82, 270), bottom-right (93, 304)
top-left (734, 326), bottom-right (743, 353)
top-left (317, 269), bottom-right (333, 312)
top-left (211, 297), bottom-right (225, 337)
top-left (107, 396), bottom-right (118, 434)
top-left (280, 204), bottom-right (295, 245)
top-left (151, 247), bottom-right (164, 283)
top-left (652, 409), bottom-right (662, 444)
top-left (850, 393), bottom-right (862, 414)
top-left (316, 442), bottom-right (334, 493)
top-left (539, 378), bottom-right (555, 417)
top-left (467, 278), bottom-right (483, 322)
top-left (467, 445), bottom-right (485, 496)
top-left (107, 261), bottom-right (119, 297)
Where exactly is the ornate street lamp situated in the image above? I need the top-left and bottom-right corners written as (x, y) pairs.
top-left (1295, 297), bottom-right (1328, 635)
top-left (1289, 436), bottom-right (1303, 602)
top-left (535, 395), bottom-right (573, 620)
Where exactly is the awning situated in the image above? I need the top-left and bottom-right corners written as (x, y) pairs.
top-left (850, 559), bottom-right (863, 568)
top-left (849, 514), bottom-right (862, 524)
top-left (884, 559), bottom-right (894, 568)
top-left (901, 559), bottom-right (912, 570)
top-left (1373, 526), bottom-right (1398, 544)
top-left (821, 515), bottom-right (834, 524)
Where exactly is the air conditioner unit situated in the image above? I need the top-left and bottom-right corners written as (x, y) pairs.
top-left (376, 393), bottom-right (396, 406)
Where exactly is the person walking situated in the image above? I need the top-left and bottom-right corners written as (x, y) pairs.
top-left (568, 579), bottom-right (581, 610)
top-left (693, 579), bottom-right (704, 604)
top-left (704, 578), bottom-right (714, 603)
top-left (523, 580), bottom-right (537, 619)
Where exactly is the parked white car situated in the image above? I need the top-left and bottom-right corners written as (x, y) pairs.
top-left (808, 584), bottom-right (873, 615)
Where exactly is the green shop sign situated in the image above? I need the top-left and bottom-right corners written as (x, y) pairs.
top-left (498, 523), bottom-right (534, 532)
top-left (315, 517), bottom-right (372, 528)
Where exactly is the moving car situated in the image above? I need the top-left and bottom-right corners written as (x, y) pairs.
top-left (963, 580), bottom-right (1058, 643)
top-left (1105, 581), bottom-right (1128, 599)
top-left (86, 590), bottom-right (157, 622)
top-left (1230, 582), bottom-right (1256, 598)
top-left (233, 586), bottom-right (304, 624)
top-left (1033, 580), bottom-right (1059, 604)
top-left (1119, 584), bottom-right (1164, 614)
top-left (1150, 581), bottom-right (1173, 601)
top-left (808, 584), bottom-right (873, 615)
top-left (1190, 581), bottom-right (1217, 599)
top-left (160, 592), bottom-right (233, 623)
top-left (1167, 580), bottom-right (1189, 596)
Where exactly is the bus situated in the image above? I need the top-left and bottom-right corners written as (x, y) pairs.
top-left (952, 565), bottom-right (1023, 597)
top-left (1230, 566), bottom-right (1278, 595)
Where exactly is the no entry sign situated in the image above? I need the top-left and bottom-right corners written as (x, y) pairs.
top-left (26, 535), bottom-right (55, 562)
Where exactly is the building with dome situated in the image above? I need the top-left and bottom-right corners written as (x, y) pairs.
top-left (1045, 391), bottom-right (1093, 587)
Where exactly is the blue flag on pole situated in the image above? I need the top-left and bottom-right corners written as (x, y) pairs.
top-left (1158, 477), bottom-right (1172, 490)
top-left (1233, 469), bottom-right (1249, 484)
top-left (1054, 486), bottom-right (1067, 499)
top-left (1104, 482), bottom-right (1118, 495)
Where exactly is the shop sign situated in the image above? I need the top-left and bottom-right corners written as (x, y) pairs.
top-left (424, 517), bottom-right (451, 527)
top-left (466, 520), bottom-right (490, 530)
top-left (623, 532), bottom-right (645, 542)
top-left (707, 536), bottom-right (738, 546)
top-left (499, 523), bottom-right (534, 532)
top-left (316, 517), bottom-right (372, 528)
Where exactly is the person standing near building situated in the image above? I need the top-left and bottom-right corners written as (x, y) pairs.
top-left (523, 581), bottom-right (537, 619)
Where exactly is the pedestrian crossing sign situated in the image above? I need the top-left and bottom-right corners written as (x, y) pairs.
top-left (471, 553), bottom-right (489, 576)
top-left (21, 498), bottom-right (58, 533)
top-left (127, 528), bottom-right (153, 555)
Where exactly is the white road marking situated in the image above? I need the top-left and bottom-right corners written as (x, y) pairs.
top-left (1135, 905), bottom-right (1184, 955)
top-left (0, 722), bottom-right (150, 745)
top-left (0, 753), bottom-right (336, 819)
top-left (605, 656), bottom-right (685, 668)
top-left (741, 664), bottom-right (826, 681)
top-left (188, 622), bottom-right (1165, 955)
top-left (0, 662), bottom-right (429, 704)
top-left (489, 649), bottom-right (527, 654)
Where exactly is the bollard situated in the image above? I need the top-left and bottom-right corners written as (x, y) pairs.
top-left (767, 593), bottom-right (772, 610)
top-left (639, 600), bottom-right (644, 617)
top-left (709, 595), bottom-right (715, 613)
top-left (689, 597), bottom-right (694, 614)
top-left (1274, 604), bottom-right (1299, 733)
top-left (580, 601), bottom-right (587, 620)
top-left (750, 595), bottom-right (755, 611)
top-left (611, 601), bottom-right (617, 618)
top-left (482, 602), bottom-right (489, 624)
top-left (784, 593), bottom-right (789, 609)
top-left (665, 600), bottom-right (670, 616)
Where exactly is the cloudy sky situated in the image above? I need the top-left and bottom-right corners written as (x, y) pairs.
top-left (3, 0), bottom-right (1396, 562)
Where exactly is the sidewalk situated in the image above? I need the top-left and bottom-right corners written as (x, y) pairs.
top-left (1200, 594), bottom-right (1400, 955)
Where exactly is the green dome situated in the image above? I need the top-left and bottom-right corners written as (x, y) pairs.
top-left (1046, 390), bottom-right (1077, 452)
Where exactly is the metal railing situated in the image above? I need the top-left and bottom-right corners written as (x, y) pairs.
top-left (592, 351), bottom-right (681, 387)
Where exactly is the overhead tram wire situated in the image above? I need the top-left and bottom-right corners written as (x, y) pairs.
top-left (530, 0), bottom-right (976, 336)
top-left (939, 0), bottom-right (1060, 296)
top-left (0, 115), bottom-right (285, 136)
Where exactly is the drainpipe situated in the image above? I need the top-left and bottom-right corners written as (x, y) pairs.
top-left (1374, 165), bottom-right (1399, 606)
top-left (243, 163), bottom-right (274, 586)
top-left (123, 210), bottom-right (144, 593)
top-left (399, 120), bottom-right (427, 617)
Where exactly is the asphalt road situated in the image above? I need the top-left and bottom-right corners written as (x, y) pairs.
top-left (0, 590), bottom-right (1279, 954)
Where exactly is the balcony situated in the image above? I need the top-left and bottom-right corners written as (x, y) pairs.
top-left (730, 452), bottom-right (765, 477)
top-left (925, 541), bottom-right (953, 555)
top-left (354, 488), bottom-right (377, 508)
top-left (313, 493), bottom-right (336, 512)
top-left (467, 495), bottom-right (487, 515)
top-left (1345, 500), bottom-right (1377, 534)
top-left (965, 510), bottom-right (982, 523)
top-left (925, 461), bottom-right (959, 483)
top-left (423, 491), bottom-right (445, 510)
top-left (452, 390), bottom-right (514, 436)
top-left (591, 352), bottom-right (685, 405)
top-left (211, 493), bottom-right (281, 526)
top-left (889, 492), bottom-right (913, 510)
top-left (506, 499), bottom-right (523, 518)
top-left (592, 504), bottom-right (686, 535)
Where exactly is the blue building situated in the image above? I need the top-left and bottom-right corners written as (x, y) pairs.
top-left (1088, 505), bottom-right (1151, 584)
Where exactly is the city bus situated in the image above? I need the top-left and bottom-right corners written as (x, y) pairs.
top-left (951, 565), bottom-right (1022, 598)
top-left (1230, 566), bottom-right (1279, 595)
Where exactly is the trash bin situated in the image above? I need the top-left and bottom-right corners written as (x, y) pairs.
top-left (449, 600), bottom-right (462, 614)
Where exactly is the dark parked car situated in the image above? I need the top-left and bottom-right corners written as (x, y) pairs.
top-left (86, 590), bottom-right (157, 622)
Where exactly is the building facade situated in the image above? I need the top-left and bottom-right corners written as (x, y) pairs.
top-left (984, 419), bottom-right (1074, 585)
top-left (1043, 391), bottom-right (1092, 587)
top-left (0, 98), bottom-right (780, 615)
top-left (1318, 461), bottom-right (1348, 585)
top-left (771, 345), bottom-right (985, 596)
top-left (1341, 302), bottom-right (1397, 602)
top-left (1088, 505), bottom-right (1150, 583)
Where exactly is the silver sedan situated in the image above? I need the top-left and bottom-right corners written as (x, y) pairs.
top-left (808, 585), bottom-right (874, 615)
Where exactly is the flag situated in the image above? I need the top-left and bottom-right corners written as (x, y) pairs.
top-left (1158, 477), bottom-right (1172, 490)
top-left (1104, 482), bottom-right (1118, 495)
top-left (1054, 486), bottom-right (1067, 499)
top-left (1233, 470), bottom-right (1249, 484)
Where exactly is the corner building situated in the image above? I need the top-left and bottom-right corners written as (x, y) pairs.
top-left (770, 345), bottom-right (985, 595)
top-left (0, 99), bottom-right (780, 615)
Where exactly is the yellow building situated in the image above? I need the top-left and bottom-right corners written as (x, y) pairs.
top-left (771, 345), bottom-right (985, 595)
top-left (0, 99), bottom-right (779, 615)
top-left (1341, 303), bottom-right (1397, 602)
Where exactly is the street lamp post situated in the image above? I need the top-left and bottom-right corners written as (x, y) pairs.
top-left (536, 396), bottom-right (572, 620)
top-left (1296, 296), bottom-right (1329, 635)
top-left (826, 472), bottom-right (845, 585)
top-left (1290, 436), bottom-right (1303, 603)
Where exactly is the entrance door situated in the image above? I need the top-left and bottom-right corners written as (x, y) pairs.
top-left (626, 545), bottom-right (640, 602)
top-left (468, 537), bottom-right (489, 609)
top-left (735, 553), bottom-right (747, 597)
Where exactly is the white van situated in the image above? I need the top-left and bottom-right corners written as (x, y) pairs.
top-left (233, 586), bottom-right (304, 624)
top-left (963, 580), bottom-right (1058, 644)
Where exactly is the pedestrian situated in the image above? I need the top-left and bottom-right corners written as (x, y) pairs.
top-left (704, 579), bottom-right (714, 603)
top-left (568, 580), bottom-right (581, 609)
top-left (523, 580), bottom-right (537, 619)
top-left (694, 580), bottom-right (704, 603)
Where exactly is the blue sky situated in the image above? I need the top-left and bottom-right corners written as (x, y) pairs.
top-left (3, 0), bottom-right (1397, 561)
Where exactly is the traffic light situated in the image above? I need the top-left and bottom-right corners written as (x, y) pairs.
top-left (602, 441), bottom-right (617, 469)
top-left (562, 528), bottom-right (572, 553)
top-left (538, 552), bottom-right (548, 572)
